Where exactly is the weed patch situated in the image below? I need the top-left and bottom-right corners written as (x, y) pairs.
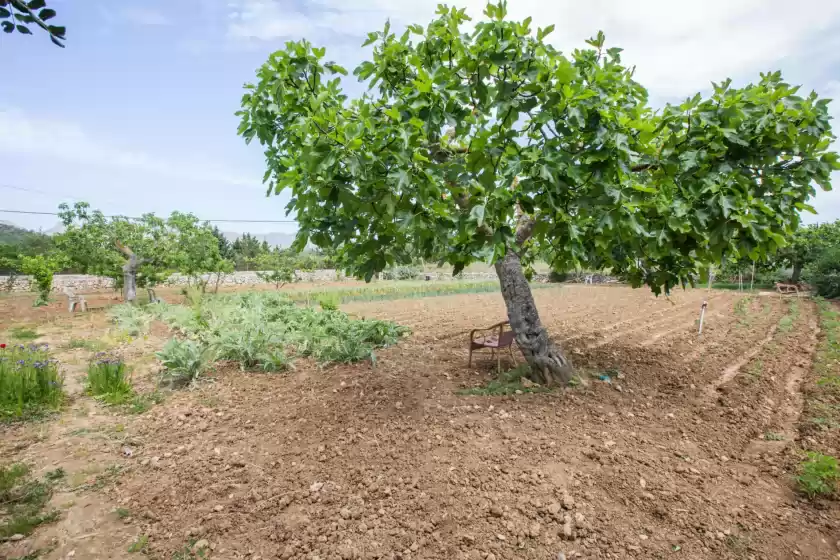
top-left (8, 327), bottom-right (40, 341)
top-left (66, 338), bottom-right (107, 352)
top-left (796, 451), bottom-right (839, 498)
top-left (0, 463), bottom-right (60, 540)
top-left (458, 365), bottom-right (551, 396)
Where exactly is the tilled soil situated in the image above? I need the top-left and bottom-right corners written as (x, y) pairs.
top-left (2, 286), bottom-right (839, 560)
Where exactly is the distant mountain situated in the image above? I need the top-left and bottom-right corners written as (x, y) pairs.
top-left (0, 222), bottom-right (35, 243)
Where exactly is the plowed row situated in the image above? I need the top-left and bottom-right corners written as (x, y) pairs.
top-left (3, 286), bottom-right (837, 560)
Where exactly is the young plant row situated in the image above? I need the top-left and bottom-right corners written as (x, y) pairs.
top-left (109, 291), bottom-right (410, 386)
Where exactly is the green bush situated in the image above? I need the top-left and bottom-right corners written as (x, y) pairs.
top-left (86, 354), bottom-right (133, 404)
top-left (156, 338), bottom-right (215, 386)
top-left (381, 265), bottom-right (420, 280)
top-left (796, 451), bottom-right (839, 498)
top-left (108, 304), bottom-right (152, 337)
top-left (548, 270), bottom-right (568, 283)
top-left (19, 254), bottom-right (63, 307)
top-left (146, 292), bottom-right (409, 371)
top-left (0, 343), bottom-right (63, 419)
top-left (806, 247), bottom-right (840, 298)
top-left (318, 294), bottom-right (340, 311)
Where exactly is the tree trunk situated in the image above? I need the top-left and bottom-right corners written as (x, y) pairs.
top-left (122, 255), bottom-right (138, 303)
top-left (791, 262), bottom-right (803, 283)
top-left (495, 248), bottom-right (574, 386)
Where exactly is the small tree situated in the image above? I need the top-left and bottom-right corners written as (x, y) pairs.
top-left (57, 203), bottom-right (226, 303)
top-left (19, 253), bottom-right (64, 306)
top-left (238, 3), bottom-right (839, 384)
top-left (774, 221), bottom-right (840, 282)
top-left (256, 250), bottom-right (297, 289)
top-left (167, 212), bottom-right (226, 293)
top-left (57, 203), bottom-right (169, 302)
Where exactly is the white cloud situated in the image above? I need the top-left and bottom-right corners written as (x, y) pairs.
top-left (226, 0), bottom-right (840, 97)
top-left (0, 108), bottom-right (260, 189)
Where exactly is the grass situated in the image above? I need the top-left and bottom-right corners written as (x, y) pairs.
top-left (66, 338), bottom-right (107, 352)
top-left (805, 298), bottom-right (840, 430)
top-left (0, 343), bottom-right (64, 421)
top-left (128, 534), bottom-right (149, 553)
top-left (85, 354), bottom-right (133, 405)
top-left (713, 282), bottom-right (774, 291)
top-left (796, 451), bottom-right (839, 499)
top-left (8, 327), bottom-right (40, 341)
top-left (747, 360), bottom-right (763, 379)
top-left (126, 391), bottom-right (164, 414)
top-left (778, 299), bottom-right (800, 333)
top-left (280, 279), bottom-right (556, 305)
top-left (764, 432), bottom-right (785, 441)
top-left (115, 507), bottom-right (131, 519)
top-left (458, 365), bottom-right (552, 396)
top-left (0, 463), bottom-right (60, 540)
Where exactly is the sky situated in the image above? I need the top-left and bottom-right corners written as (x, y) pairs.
top-left (2, 0), bottom-right (840, 235)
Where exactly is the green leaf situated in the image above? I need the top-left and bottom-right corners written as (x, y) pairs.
top-left (470, 205), bottom-right (486, 227)
top-left (38, 8), bottom-right (56, 20)
top-left (0, 8), bottom-right (10, 18)
top-left (16, 24), bottom-right (32, 34)
top-left (27, 0), bottom-right (47, 9)
top-left (1, 21), bottom-right (13, 33)
top-left (537, 24), bottom-right (555, 41)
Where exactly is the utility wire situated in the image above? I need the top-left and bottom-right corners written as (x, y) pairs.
top-left (0, 208), bottom-right (297, 224)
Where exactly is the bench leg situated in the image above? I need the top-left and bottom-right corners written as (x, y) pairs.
top-left (468, 347), bottom-right (473, 368)
top-left (508, 345), bottom-right (517, 366)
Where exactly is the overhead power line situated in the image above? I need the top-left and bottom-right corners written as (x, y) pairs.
top-left (0, 208), bottom-right (297, 224)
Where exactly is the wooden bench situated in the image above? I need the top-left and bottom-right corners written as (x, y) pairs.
top-left (469, 320), bottom-right (518, 371)
top-left (775, 282), bottom-right (800, 296)
top-left (62, 287), bottom-right (88, 312)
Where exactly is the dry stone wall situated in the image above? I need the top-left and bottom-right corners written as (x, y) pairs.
top-left (0, 270), bottom-right (519, 293)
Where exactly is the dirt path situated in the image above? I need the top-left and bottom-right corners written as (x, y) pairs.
top-left (0, 315), bottom-right (166, 560)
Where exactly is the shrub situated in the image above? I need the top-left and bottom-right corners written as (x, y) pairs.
top-left (796, 451), bottom-right (839, 498)
top-left (318, 294), bottom-right (340, 311)
top-left (19, 254), bottom-right (63, 307)
top-left (108, 304), bottom-right (152, 337)
top-left (806, 247), bottom-right (840, 299)
top-left (548, 270), bottom-right (568, 283)
top-left (0, 343), bottom-right (63, 419)
top-left (156, 338), bottom-right (215, 386)
top-left (381, 265), bottom-right (420, 280)
top-left (86, 354), bottom-right (133, 404)
top-left (211, 321), bottom-right (282, 370)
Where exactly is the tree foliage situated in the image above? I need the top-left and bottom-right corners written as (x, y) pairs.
top-left (56, 202), bottom-right (226, 296)
top-left (238, 2), bottom-right (839, 294)
top-left (774, 221), bottom-right (840, 281)
top-left (0, 0), bottom-right (65, 47)
top-left (19, 253), bottom-right (64, 306)
top-left (255, 250), bottom-right (298, 289)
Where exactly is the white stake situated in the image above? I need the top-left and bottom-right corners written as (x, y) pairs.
top-left (698, 300), bottom-right (708, 335)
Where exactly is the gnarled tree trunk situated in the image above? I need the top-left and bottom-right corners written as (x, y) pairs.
top-left (117, 242), bottom-right (144, 303)
top-left (495, 248), bottom-right (574, 386)
top-left (122, 254), bottom-right (138, 303)
top-left (791, 262), bottom-right (803, 283)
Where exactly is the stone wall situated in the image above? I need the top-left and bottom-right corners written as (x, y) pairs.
top-left (0, 269), bottom-right (518, 293)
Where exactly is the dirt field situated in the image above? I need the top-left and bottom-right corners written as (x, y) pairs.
top-left (1, 285), bottom-right (838, 560)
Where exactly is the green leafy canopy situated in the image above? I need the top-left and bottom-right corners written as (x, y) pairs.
top-left (0, 0), bottom-right (65, 47)
top-left (237, 1), bottom-right (839, 293)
